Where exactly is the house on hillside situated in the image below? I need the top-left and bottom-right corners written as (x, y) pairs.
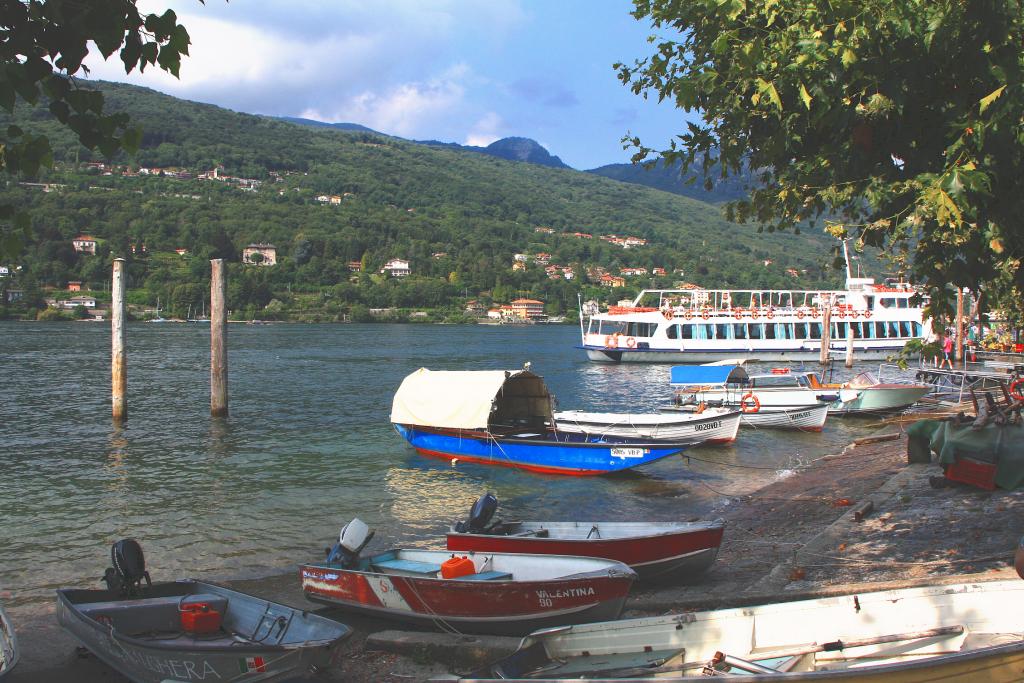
top-left (72, 235), bottom-right (97, 254)
top-left (243, 243), bottom-right (278, 266)
top-left (511, 298), bottom-right (545, 319)
top-left (67, 281), bottom-right (82, 292)
top-left (382, 258), bottom-right (411, 277)
top-left (600, 274), bottom-right (626, 288)
top-left (347, 261), bottom-right (362, 272)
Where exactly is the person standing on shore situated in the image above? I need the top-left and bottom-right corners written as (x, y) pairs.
top-left (940, 333), bottom-right (954, 369)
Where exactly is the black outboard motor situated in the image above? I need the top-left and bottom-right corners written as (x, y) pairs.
top-left (453, 493), bottom-right (499, 534)
top-left (102, 539), bottom-right (152, 596)
top-left (325, 518), bottom-right (375, 568)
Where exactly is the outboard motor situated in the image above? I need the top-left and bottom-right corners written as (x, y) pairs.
top-left (325, 518), bottom-right (375, 568)
top-left (453, 493), bottom-right (499, 534)
top-left (102, 539), bottom-right (152, 596)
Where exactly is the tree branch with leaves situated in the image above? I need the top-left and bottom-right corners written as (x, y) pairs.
top-left (618, 0), bottom-right (1024, 320)
top-left (0, 0), bottom-right (195, 259)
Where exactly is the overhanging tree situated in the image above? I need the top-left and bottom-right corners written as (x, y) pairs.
top-left (0, 0), bottom-right (194, 259)
top-left (618, 0), bottom-right (1024, 319)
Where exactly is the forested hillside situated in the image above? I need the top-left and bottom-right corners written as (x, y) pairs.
top-left (0, 81), bottom-right (850, 322)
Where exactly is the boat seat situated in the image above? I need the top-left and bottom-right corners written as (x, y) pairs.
top-left (459, 571), bottom-right (513, 581)
top-left (372, 559), bottom-right (442, 575)
top-left (77, 593), bottom-right (228, 635)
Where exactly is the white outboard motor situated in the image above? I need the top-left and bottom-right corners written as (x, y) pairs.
top-left (326, 518), bottom-right (375, 567)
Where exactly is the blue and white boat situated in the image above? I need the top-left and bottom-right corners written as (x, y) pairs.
top-left (390, 367), bottom-right (689, 475)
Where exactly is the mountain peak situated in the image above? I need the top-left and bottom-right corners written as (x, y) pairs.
top-left (484, 137), bottom-right (569, 169)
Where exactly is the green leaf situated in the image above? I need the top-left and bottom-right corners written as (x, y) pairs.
top-left (756, 79), bottom-right (783, 111)
top-left (799, 83), bottom-right (812, 110)
top-left (979, 85), bottom-right (1006, 113)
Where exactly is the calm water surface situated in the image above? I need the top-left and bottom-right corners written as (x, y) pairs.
top-left (1, 321), bottom-right (895, 610)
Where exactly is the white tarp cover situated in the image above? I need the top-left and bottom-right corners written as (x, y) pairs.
top-left (390, 368), bottom-right (553, 430)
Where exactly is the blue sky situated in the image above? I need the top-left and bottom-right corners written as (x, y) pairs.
top-left (83, 1), bottom-right (689, 169)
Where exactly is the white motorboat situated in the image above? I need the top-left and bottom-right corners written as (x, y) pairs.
top-left (468, 579), bottom-right (1024, 681)
top-left (578, 242), bottom-right (930, 364)
top-left (669, 365), bottom-right (834, 431)
top-left (553, 406), bottom-right (741, 445)
top-left (826, 371), bottom-right (931, 415)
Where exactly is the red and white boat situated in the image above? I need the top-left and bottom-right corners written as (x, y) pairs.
top-left (446, 495), bottom-right (724, 583)
top-left (300, 520), bottom-right (636, 636)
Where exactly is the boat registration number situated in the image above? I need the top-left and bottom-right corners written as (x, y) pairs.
top-left (611, 447), bottom-right (645, 459)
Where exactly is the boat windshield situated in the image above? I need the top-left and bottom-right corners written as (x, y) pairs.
top-left (847, 372), bottom-right (879, 388)
top-left (749, 375), bottom-right (803, 388)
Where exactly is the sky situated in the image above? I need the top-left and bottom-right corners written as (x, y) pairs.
top-left (82, 0), bottom-right (691, 170)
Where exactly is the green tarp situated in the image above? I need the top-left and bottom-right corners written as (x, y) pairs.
top-left (907, 418), bottom-right (1024, 490)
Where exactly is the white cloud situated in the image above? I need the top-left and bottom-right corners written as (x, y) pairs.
top-left (81, 3), bottom-right (518, 138)
top-left (464, 112), bottom-right (504, 147)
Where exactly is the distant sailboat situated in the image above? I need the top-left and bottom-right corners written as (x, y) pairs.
top-left (149, 297), bottom-right (166, 323)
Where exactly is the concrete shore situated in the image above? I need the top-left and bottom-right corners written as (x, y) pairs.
top-left (7, 428), bottom-right (1023, 682)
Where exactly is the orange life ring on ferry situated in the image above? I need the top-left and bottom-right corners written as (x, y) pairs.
top-left (682, 309), bottom-right (693, 320)
top-left (766, 308), bottom-right (775, 320)
top-left (663, 309), bottom-right (673, 320)
top-left (1010, 379), bottom-right (1024, 401)
top-left (740, 393), bottom-right (761, 413)
top-left (733, 308), bottom-right (743, 320)
top-left (624, 336), bottom-right (637, 349)
top-left (701, 308), bottom-right (711, 320)
top-left (604, 334), bottom-right (619, 349)
top-left (861, 309), bottom-right (870, 318)
top-left (796, 308), bottom-right (806, 320)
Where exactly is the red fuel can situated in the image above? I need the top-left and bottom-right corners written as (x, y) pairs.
top-left (441, 555), bottom-right (476, 579)
top-left (180, 602), bottom-right (223, 634)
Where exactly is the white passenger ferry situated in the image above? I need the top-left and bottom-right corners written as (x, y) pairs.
top-left (579, 255), bottom-right (930, 364)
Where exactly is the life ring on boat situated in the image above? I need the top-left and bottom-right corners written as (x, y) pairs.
top-left (604, 334), bottom-right (619, 349)
top-left (861, 309), bottom-right (870, 318)
top-left (663, 309), bottom-right (673, 320)
top-left (796, 308), bottom-right (806, 319)
top-left (1010, 379), bottom-right (1024, 401)
top-left (701, 308), bottom-right (711, 320)
top-left (740, 393), bottom-right (761, 413)
top-left (624, 336), bottom-right (637, 349)
top-left (682, 309), bottom-right (693, 320)
top-left (766, 308), bottom-right (775, 320)
top-left (733, 308), bottom-right (743, 320)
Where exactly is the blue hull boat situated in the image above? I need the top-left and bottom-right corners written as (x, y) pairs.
top-left (394, 424), bottom-right (686, 475)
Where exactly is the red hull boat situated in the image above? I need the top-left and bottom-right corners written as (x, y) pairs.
top-left (448, 520), bottom-right (724, 583)
top-left (300, 548), bottom-right (635, 636)
top-left (447, 494), bottom-right (724, 583)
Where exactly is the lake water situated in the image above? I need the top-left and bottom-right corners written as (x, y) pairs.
top-left (1, 321), bottom-right (894, 611)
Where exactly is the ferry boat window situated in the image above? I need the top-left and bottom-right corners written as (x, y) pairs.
top-left (716, 323), bottom-right (731, 340)
top-left (875, 322), bottom-right (887, 338)
top-left (764, 323), bottom-right (776, 340)
top-left (749, 323), bottom-right (763, 339)
top-left (852, 322), bottom-right (863, 339)
top-left (810, 322), bottom-right (822, 339)
top-left (887, 321), bottom-right (899, 338)
top-left (900, 321), bottom-right (912, 337)
top-left (898, 298), bottom-right (910, 309)
top-left (666, 324), bottom-right (679, 339)
top-left (835, 322), bottom-right (848, 339)
top-left (912, 322), bottom-right (922, 336)
top-left (733, 323), bottom-right (747, 339)
top-left (779, 323), bottom-right (792, 339)
top-left (702, 324), bottom-right (715, 339)
top-left (879, 297), bottom-right (894, 308)
top-left (793, 322), bottom-right (807, 340)
top-left (629, 322), bottom-right (656, 337)
top-left (682, 324), bottom-right (694, 340)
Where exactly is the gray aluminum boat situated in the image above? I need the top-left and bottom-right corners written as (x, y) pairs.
top-left (57, 539), bottom-right (352, 682)
top-left (0, 605), bottom-right (17, 679)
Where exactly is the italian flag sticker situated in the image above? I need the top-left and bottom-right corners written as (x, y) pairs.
top-left (239, 656), bottom-right (267, 673)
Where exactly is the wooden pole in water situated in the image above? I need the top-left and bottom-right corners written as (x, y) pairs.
top-left (845, 325), bottom-right (855, 368)
top-left (210, 258), bottom-right (228, 417)
top-left (111, 258), bottom-right (127, 423)
top-left (820, 299), bottom-right (833, 365)
top-left (955, 287), bottom-right (965, 368)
